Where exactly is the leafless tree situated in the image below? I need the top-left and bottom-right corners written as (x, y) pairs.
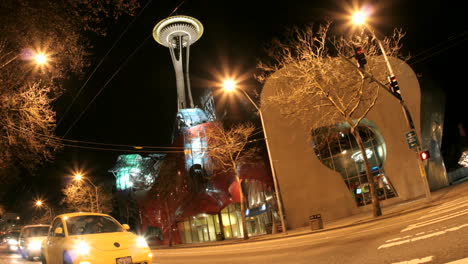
top-left (31, 205), bottom-right (54, 225)
top-left (147, 153), bottom-right (187, 247)
top-left (61, 180), bottom-right (113, 214)
top-left (256, 21), bottom-right (407, 217)
top-left (0, 0), bottom-right (141, 191)
top-left (204, 121), bottom-right (257, 239)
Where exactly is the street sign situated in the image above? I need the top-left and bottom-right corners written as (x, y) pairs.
top-left (405, 130), bottom-right (419, 150)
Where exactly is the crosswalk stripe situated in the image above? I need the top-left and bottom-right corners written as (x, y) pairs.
top-left (391, 256), bottom-right (433, 264)
top-left (445, 257), bottom-right (468, 263)
top-left (402, 208), bottom-right (468, 232)
top-left (379, 223), bottom-right (468, 249)
top-left (429, 197), bottom-right (468, 213)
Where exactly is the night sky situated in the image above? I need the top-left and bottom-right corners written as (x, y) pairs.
top-left (9, 0), bottom-right (466, 215)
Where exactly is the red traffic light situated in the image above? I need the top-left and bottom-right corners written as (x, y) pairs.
top-left (354, 46), bottom-right (367, 68)
top-left (420, 150), bottom-right (430, 160)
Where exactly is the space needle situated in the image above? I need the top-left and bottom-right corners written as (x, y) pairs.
top-left (153, 15), bottom-right (204, 111)
top-left (153, 15), bottom-right (211, 181)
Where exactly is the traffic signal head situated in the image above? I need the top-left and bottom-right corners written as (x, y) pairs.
top-left (389, 76), bottom-right (402, 100)
top-left (354, 46), bottom-right (367, 69)
top-left (420, 150), bottom-right (430, 161)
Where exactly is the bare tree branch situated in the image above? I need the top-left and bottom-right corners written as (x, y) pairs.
top-left (257, 21), bottom-right (407, 217)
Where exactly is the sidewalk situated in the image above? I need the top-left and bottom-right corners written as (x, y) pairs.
top-left (151, 178), bottom-right (468, 249)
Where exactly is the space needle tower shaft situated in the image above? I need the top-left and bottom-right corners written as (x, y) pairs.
top-left (153, 16), bottom-right (204, 111)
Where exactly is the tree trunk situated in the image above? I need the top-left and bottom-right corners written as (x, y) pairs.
top-left (217, 212), bottom-right (225, 240)
top-left (352, 129), bottom-right (382, 217)
top-left (164, 201), bottom-right (173, 246)
top-left (234, 166), bottom-right (249, 240)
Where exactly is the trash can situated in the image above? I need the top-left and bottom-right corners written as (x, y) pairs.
top-left (309, 214), bottom-right (323, 231)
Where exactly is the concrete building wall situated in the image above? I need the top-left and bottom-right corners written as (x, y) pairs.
top-left (261, 57), bottom-right (430, 229)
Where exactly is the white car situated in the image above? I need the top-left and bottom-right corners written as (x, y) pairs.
top-left (4, 230), bottom-right (21, 252)
top-left (41, 212), bottom-right (153, 264)
top-left (18, 224), bottom-right (50, 260)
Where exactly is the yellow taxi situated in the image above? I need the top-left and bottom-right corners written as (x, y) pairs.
top-left (41, 212), bottom-right (153, 264)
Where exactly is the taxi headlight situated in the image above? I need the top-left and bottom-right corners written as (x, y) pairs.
top-left (74, 241), bottom-right (90, 255)
top-left (28, 240), bottom-right (42, 250)
top-left (136, 236), bottom-right (149, 248)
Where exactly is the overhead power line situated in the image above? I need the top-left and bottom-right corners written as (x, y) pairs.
top-left (3, 121), bottom-right (266, 153)
top-left (1, 120), bottom-right (184, 151)
top-left (57, 0), bottom-right (154, 135)
top-left (60, 0), bottom-right (195, 139)
top-left (408, 31), bottom-right (467, 66)
top-left (60, 35), bottom-right (152, 139)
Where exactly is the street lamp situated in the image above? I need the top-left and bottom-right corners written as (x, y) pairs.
top-left (34, 200), bottom-right (52, 219)
top-left (0, 49), bottom-right (49, 69)
top-left (74, 173), bottom-right (100, 213)
top-left (350, 9), bottom-right (432, 200)
top-left (222, 79), bottom-right (287, 234)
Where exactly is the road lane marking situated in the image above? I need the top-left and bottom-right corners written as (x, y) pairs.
top-left (445, 257), bottom-right (468, 263)
top-left (385, 235), bottom-right (412, 243)
top-left (430, 197), bottom-right (468, 212)
top-left (391, 256), bottom-right (433, 264)
top-left (379, 223), bottom-right (468, 249)
top-left (420, 200), bottom-right (468, 219)
top-left (402, 208), bottom-right (468, 232)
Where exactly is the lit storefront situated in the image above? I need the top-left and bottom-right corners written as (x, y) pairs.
top-left (176, 179), bottom-right (277, 244)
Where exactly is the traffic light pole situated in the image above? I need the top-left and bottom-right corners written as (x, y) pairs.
top-left (370, 29), bottom-right (431, 201)
top-left (239, 88), bottom-right (287, 235)
top-left (339, 54), bottom-right (432, 200)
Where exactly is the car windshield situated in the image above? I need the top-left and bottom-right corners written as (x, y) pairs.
top-left (6, 231), bottom-right (20, 239)
top-left (26, 226), bottom-right (49, 237)
top-left (66, 215), bottom-right (124, 235)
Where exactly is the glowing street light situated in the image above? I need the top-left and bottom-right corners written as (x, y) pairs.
top-left (32, 53), bottom-right (48, 65)
top-left (222, 79), bottom-right (236, 92)
top-left (34, 199), bottom-right (52, 219)
top-left (74, 173), bottom-right (100, 213)
top-left (351, 11), bottom-right (367, 25)
top-left (350, 9), bottom-right (431, 200)
top-left (222, 78), bottom-right (287, 234)
top-left (1, 49), bottom-right (49, 69)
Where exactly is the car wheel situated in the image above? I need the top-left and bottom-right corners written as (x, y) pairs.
top-left (41, 254), bottom-right (47, 264)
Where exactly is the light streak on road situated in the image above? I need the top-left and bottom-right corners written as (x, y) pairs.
top-left (378, 223), bottom-right (468, 249)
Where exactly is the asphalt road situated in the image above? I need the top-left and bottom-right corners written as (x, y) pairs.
top-left (0, 245), bottom-right (40, 264)
top-left (151, 195), bottom-right (468, 264)
top-left (1, 191), bottom-right (467, 264)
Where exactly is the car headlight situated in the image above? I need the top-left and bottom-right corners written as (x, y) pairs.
top-left (74, 241), bottom-right (90, 255)
top-left (136, 236), bottom-right (149, 248)
top-left (7, 239), bottom-right (18, 245)
top-left (28, 240), bottom-right (42, 250)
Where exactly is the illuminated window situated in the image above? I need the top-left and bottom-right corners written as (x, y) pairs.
top-left (311, 119), bottom-right (397, 206)
top-left (109, 154), bottom-right (166, 191)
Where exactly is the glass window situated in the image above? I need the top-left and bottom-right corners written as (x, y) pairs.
top-left (311, 120), bottom-right (397, 207)
top-left (50, 218), bottom-right (63, 237)
top-left (65, 215), bottom-right (123, 235)
top-left (27, 226), bottom-right (49, 237)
